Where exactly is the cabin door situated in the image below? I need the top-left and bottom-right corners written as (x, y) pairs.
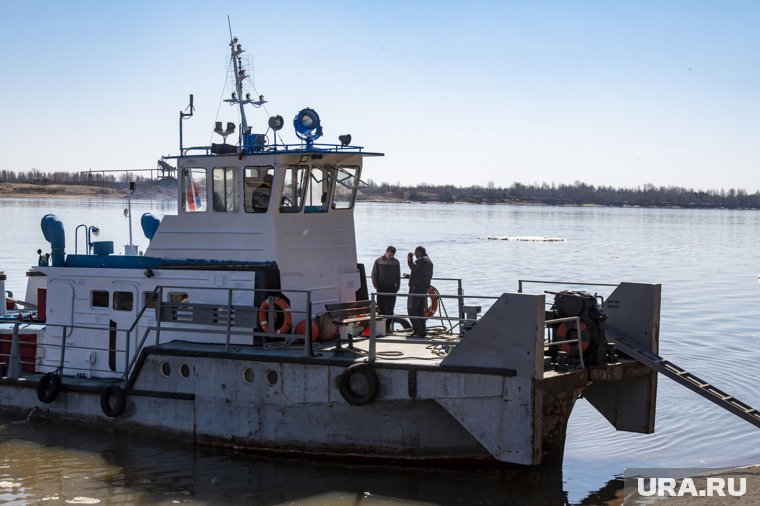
top-left (40, 279), bottom-right (75, 372)
top-left (109, 282), bottom-right (140, 375)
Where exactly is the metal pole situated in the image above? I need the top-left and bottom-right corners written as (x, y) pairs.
top-left (225, 289), bottom-right (232, 351)
top-left (124, 329), bottom-right (130, 379)
top-left (7, 322), bottom-right (21, 378)
top-left (457, 278), bottom-right (464, 320)
top-left (369, 294), bottom-right (376, 363)
top-left (155, 287), bottom-right (163, 345)
top-left (304, 292), bottom-right (313, 357)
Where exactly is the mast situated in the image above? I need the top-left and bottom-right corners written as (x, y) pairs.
top-left (225, 17), bottom-right (266, 139)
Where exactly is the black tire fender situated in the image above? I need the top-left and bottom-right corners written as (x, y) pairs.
top-left (100, 385), bottom-right (127, 417)
top-left (36, 372), bottom-right (62, 403)
top-left (337, 363), bottom-right (379, 406)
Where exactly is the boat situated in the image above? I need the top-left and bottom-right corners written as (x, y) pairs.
top-left (0, 29), bottom-right (667, 466)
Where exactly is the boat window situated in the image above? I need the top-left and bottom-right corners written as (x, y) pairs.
top-left (280, 166), bottom-right (307, 213)
top-left (333, 166), bottom-right (361, 210)
top-left (304, 167), bottom-right (334, 213)
top-left (182, 168), bottom-right (207, 213)
top-left (143, 291), bottom-right (158, 309)
top-left (168, 292), bottom-right (189, 304)
top-left (212, 167), bottom-right (239, 212)
top-left (244, 166), bottom-right (274, 213)
top-left (91, 290), bottom-right (109, 308)
top-left (113, 291), bottom-right (134, 311)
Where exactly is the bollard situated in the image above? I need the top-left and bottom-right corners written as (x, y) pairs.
top-left (556, 351), bottom-right (568, 372)
top-left (606, 343), bottom-right (617, 363)
top-left (7, 322), bottom-right (21, 379)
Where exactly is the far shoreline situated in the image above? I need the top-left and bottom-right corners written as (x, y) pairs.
top-left (1, 182), bottom-right (757, 210)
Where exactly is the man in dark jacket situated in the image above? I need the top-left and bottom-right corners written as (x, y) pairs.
top-left (371, 246), bottom-right (401, 331)
top-left (406, 245), bottom-right (433, 337)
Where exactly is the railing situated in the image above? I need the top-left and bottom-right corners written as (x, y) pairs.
top-left (518, 279), bottom-right (617, 294)
top-left (544, 316), bottom-right (585, 370)
top-left (13, 285), bottom-right (317, 384)
top-left (366, 275), bottom-right (466, 321)
top-left (125, 285), bottom-right (315, 382)
top-left (363, 289), bottom-right (500, 363)
top-left (180, 142), bottom-right (367, 157)
top-left (520, 278), bottom-right (619, 371)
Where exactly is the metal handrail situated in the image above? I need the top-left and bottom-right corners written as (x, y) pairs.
top-left (16, 284), bottom-right (316, 382)
top-left (544, 316), bottom-right (585, 370)
top-left (365, 289), bottom-right (498, 363)
top-left (518, 279), bottom-right (617, 293)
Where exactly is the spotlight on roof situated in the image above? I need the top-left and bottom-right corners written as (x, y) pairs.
top-left (295, 108), bottom-right (319, 131)
top-left (268, 115), bottom-right (284, 131)
top-left (213, 121), bottom-right (237, 142)
top-left (338, 134), bottom-right (352, 147)
top-left (293, 108), bottom-right (323, 147)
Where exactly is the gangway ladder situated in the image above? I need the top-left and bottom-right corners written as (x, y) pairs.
top-left (607, 328), bottom-right (760, 429)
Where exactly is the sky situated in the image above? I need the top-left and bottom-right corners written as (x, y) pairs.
top-left (1, 1), bottom-right (759, 191)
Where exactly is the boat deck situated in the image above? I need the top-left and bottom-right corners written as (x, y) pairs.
top-left (150, 332), bottom-right (465, 369)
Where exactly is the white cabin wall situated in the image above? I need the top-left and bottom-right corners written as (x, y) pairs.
top-left (274, 210), bottom-right (359, 314)
top-left (144, 213), bottom-right (274, 261)
top-left (37, 267), bottom-right (258, 378)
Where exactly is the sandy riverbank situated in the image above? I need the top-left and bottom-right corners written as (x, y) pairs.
top-left (0, 182), bottom-right (175, 200)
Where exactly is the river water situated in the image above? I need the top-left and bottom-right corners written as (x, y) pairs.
top-left (1, 197), bottom-right (760, 505)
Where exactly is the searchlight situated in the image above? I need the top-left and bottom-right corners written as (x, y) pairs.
top-left (293, 108), bottom-right (322, 148)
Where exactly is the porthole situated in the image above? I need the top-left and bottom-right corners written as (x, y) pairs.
top-left (265, 368), bottom-right (278, 386)
top-left (179, 363), bottom-right (190, 379)
top-left (242, 367), bottom-right (254, 384)
top-left (160, 361), bottom-right (171, 377)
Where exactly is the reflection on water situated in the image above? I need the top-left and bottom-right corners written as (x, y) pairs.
top-left (0, 412), bottom-right (577, 505)
top-left (2, 199), bottom-right (760, 504)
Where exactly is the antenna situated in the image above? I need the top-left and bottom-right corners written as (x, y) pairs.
top-left (124, 181), bottom-right (138, 256)
top-left (179, 94), bottom-right (195, 154)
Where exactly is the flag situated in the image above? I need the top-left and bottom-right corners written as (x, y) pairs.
top-left (185, 171), bottom-right (202, 211)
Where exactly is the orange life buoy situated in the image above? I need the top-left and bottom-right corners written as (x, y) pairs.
top-left (556, 321), bottom-right (589, 354)
top-left (424, 286), bottom-right (439, 318)
top-left (258, 297), bottom-right (292, 334)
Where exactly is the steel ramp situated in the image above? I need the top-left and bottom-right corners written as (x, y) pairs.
top-left (606, 328), bottom-right (760, 429)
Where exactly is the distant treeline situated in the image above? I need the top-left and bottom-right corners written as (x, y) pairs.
top-left (4, 170), bottom-right (760, 209)
top-left (0, 169), bottom-right (152, 185)
top-left (362, 180), bottom-right (760, 209)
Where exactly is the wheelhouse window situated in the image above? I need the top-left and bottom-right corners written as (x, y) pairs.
top-left (280, 166), bottom-right (307, 213)
top-left (113, 291), bottom-right (134, 311)
top-left (143, 291), bottom-right (158, 309)
top-left (182, 168), bottom-right (207, 212)
top-left (304, 167), bottom-right (334, 213)
top-left (168, 292), bottom-right (189, 304)
top-left (91, 290), bottom-right (109, 308)
top-left (333, 166), bottom-right (361, 209)
top-left (212, 167), bottom-right (238, 212)
top-left (244, 166), bottom-right (274, 213)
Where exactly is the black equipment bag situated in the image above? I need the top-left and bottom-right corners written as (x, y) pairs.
top-left (548, 290), bottom-right (608, 366)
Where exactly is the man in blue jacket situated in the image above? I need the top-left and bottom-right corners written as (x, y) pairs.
top-left (406, 246), bottom-right (433, 338)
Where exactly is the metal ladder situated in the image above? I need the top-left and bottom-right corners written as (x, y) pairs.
top-left (607, 328), bottom-right (760, 429)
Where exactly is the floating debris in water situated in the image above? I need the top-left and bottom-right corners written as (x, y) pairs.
top-left (479, 235), bottom-right (566, 242)
top-left (65, 498), bottom-right (101, 505)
